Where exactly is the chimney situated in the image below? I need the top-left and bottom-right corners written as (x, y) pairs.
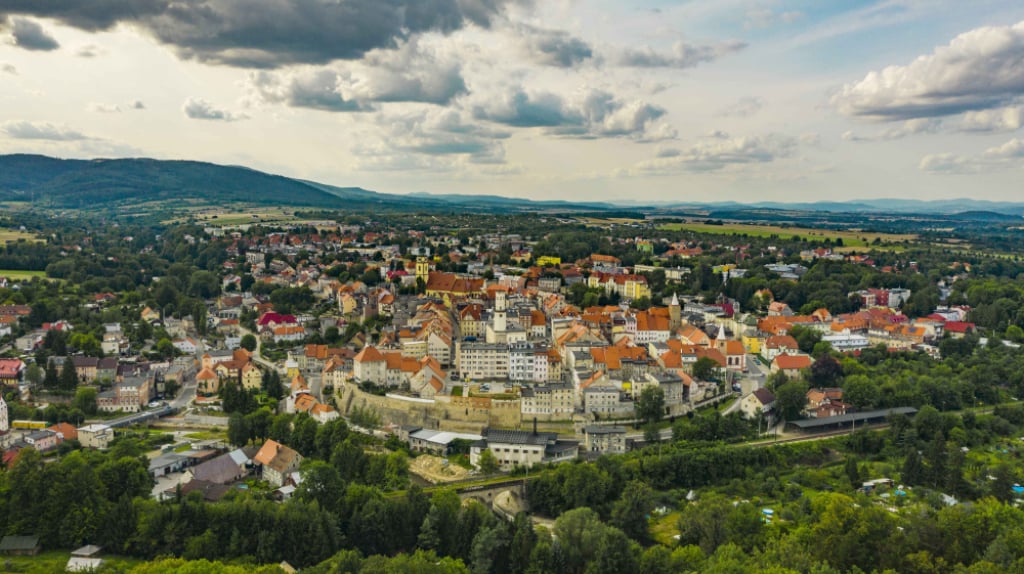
top-left (533, 417), bottom-right (538, 436)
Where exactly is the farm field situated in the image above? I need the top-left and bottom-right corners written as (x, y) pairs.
top-left (657, 221), bottom-right (917, 248)
top-left (0, 269), bottom-right (46, 280)
top-left (0, 228), bottom-right (43, 243)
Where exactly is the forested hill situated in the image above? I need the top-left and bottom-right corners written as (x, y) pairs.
top-left (0, 154), bottom-right (371, 209)
top-left (0, 154), bottom-right (615, 212)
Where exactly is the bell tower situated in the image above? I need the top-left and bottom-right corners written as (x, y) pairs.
top-left (416, 256), bottom-right (430, 284)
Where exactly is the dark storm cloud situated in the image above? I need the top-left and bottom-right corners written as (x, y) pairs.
top-left (0, 0), bottom-right (522, 67)
top-left (6, 17), bottom-right (60, 51)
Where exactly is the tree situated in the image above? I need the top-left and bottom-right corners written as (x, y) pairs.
top-left (902, 448), bottom-right (924, 485)
top-left (554, 508), bottom-right (607, 574)
top-left (845, 456), bottom-right (862, 489)
top-left (240, 333), bottom-right (257, 352)
top-left (586, 527), bottom-right (639, 574)
top-left (774, 380), bottom-right (808, 422)
top-left (789, 325), bottom-right (822, 354)
top-left (692, 357), bottom-right (719, 382)
top-left (227, 412), bottom-right (251, 446)
top-left (72, 387), bottom-right (98, 416)
top-left (809, 354), bottom-right (842, 386)
top-left (43, 360), bottom-right (59, 388)
top-left (991, 464), bottom-right (1016, 502)
top-left (59, 359), bottom-right (78, 392)
top-left (636, 386), bottom-right (666, 426)
top-left (25, 363), bottom-right (43, 386)
top-left (477, 448), bottom-right (499, 475)
top-left (155, 338), bottom-right (177, 360)
top-left (843, 375), bottom-right (879, 409)
top-left (610, 480), bottom-right (654, 543)
top-left (296, 461), bottom-right (345, 515)
top-left (509, 512), bottom-right (536, 574)
top-left (69, 332), bottom-right (102, 357)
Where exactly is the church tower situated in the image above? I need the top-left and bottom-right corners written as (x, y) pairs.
top-left (0, 395), bottom-right (8, 433)
top-left (494, 290), bottom-right (507, 333)
top-left (416, 256), bottom-right (430, 284)
top-left (669, 293), bottom-right (681, 331)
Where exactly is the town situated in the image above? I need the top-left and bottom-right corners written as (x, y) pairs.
top-left (0, 203), bottom-right (1021, 571)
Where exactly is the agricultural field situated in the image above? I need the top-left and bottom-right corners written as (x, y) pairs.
top-left (0, 269), bottom-right (47, 280)
top-left (0, 228), bottom-right (43, 244)
top-left (658, 221), bottom-right (917, 249)
top-left (191, 206), bottom-right (299, 227)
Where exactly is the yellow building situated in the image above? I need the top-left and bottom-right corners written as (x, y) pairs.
top-left (742, 336), bottom-right (762, 355)
top-left (415, 256), bottom-right (431, 284)
top-left (536, 256), bottom-right (562, 267)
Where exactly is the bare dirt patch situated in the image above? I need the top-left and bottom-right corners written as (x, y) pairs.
top-left (410, 454), bottom-right (471, 484)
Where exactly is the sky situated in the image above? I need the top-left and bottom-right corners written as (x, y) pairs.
top-left (2, 0), bottom-right (1024, 204)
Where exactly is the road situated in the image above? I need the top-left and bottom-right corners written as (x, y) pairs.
top-left (238, 324), bottom-right (280, 372)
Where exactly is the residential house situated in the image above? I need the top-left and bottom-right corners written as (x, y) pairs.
top-left (24, 430), bottom-right (58, 452)
top-left (762, 335), bottom-right (800, 363)
top-left (71, 356), bottom-right (99, 383)
top-left (185, 449), bottom-right (250, 485)
top-left (470, 428), bottom-right (578, 471)
top-left (740, 388), bottom-right (776, 422)
top-left (771, 353), bottom-right (813, 379)
top-left (583, 425), bottom-right (627, 454)
top-left (0, 359), bottom-right (24, 388)
top-left (520, 383), bottom-right (575, 418)
top-left (78, 424), bottom-right (112, 449)
top-left (254, 440), bottom-right (303, 488)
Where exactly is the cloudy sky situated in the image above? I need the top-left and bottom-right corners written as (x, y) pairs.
top-left (3, 1), bottom-right (1024, 203)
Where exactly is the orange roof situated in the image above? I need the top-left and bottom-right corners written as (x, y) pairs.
top-left (659, 350), bottom-right (683, 369)
top-left (294, 393), bottom-right (317, 412)
top-left (354, 345), bottom-right (385, 363)
top-left (774, 353), bottom-right (812, 370)
top-left (425, 271), bottom-right (484, 295)
top-left (196, 367), bottom-right (218, 381)
top-left (695, 347), bottom-right (727, 367)
top-left (311, 403), bottom-right (336, 416)
top-left (48, 422), bottom-right (78, 441)
top-left (765, 335), bottom-right (799, 350)
top-left (724, 340), bottom-right (745, 355)
top-left (531, 309), bottom-right (546, 327)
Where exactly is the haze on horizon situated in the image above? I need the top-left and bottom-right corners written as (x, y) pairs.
top-left (2, 1), bottom-right (1024, 204)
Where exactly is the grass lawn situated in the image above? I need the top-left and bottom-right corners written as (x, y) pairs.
top-left (186, 430), bottom-right (227, 441)
top-left (650, 511), bottom-right (682, 545)
top-left (1, 550), bottom-right (145, 574)
top-left (657, 222), bottom-right (916, 248)
top-left (0, 269), bottom-right (46, 280)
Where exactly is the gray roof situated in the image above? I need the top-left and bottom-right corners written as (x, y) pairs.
top-left (788, 407), bottom-right (918, 429)
top-left (409, 429), bottom-right (482, 445)
top-left (71, 545), bottom-right (102, 557)
top-left (149, 453), bottom-right (187, 470)
top-left (190, 453), bottom-right (245, 484)
top-left (585, 425), bottom-right (627, 435)
top-left (483, 429), bottom-right (558, 446)
top-left (0, 536), bottom-right (39, 551)
top-left (227, 448), bottom-right (250, 466)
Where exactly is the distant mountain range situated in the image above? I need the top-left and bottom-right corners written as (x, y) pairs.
top-left (648, 199), bottom-right (1024, 217)
top-left (1, 154), bottom-right (1022, 218)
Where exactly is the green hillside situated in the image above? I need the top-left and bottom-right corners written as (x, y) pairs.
top-left (0, 155), bottom-right (347, 208)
